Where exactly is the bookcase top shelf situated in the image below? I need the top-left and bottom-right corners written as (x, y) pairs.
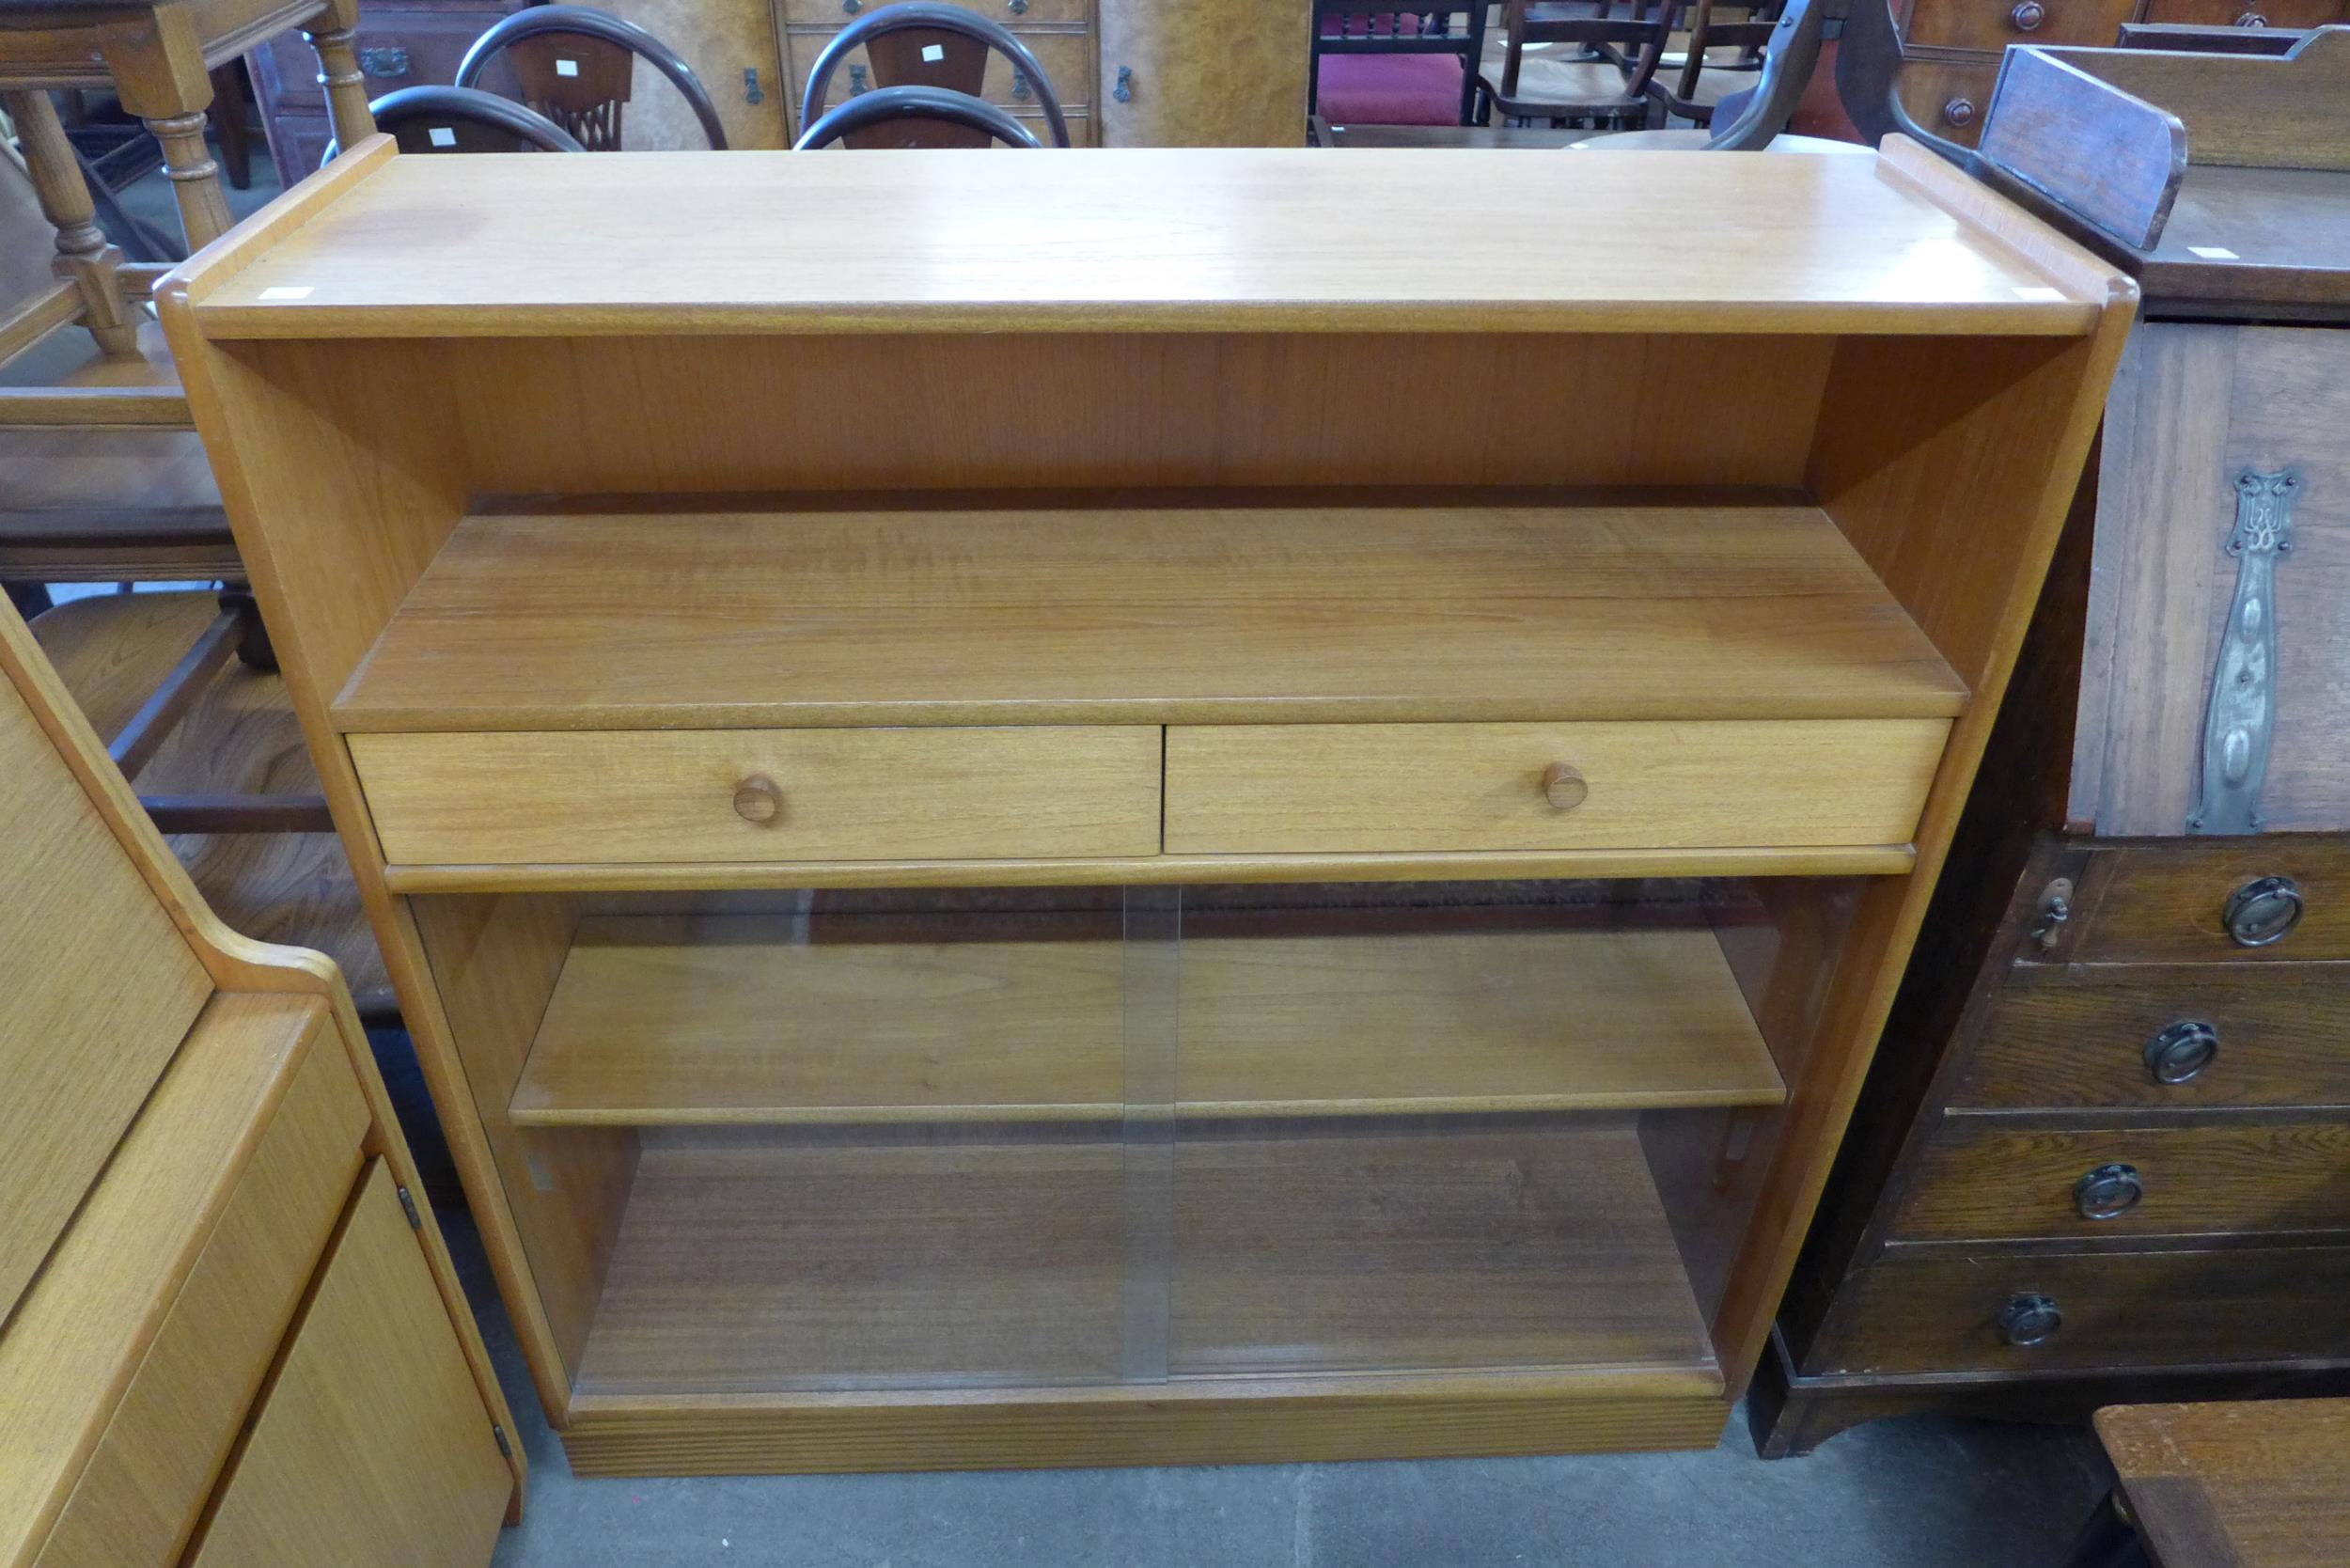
top-left (170, 140), bottom-right (2119, 340)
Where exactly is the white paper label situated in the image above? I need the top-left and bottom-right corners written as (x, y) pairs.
top-left (2011, 286), bottom-right (2065, 302)
top-left (258, 285), bottom-right (314, 300)
top-left (429, 125), bottom-right (458, 147)
top-left (2188, 245), bottom-right (2239, 260)
top-left (556, 56), bottom-right (579, 76)
top-left (921, 42), bottom-right (946, 61)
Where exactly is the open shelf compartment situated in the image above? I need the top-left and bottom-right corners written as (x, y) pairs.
top-left (332, 492), bottom-right (1967, 732)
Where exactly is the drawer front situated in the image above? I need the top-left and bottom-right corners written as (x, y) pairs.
top-left (1892, 1120), bottom-right (2350, 1243)
top-left (1807, 1246), bottom-right (2350, 1376)
top-left (1954, 963), bottom-right (2350, 1112)
top-left (2139, 0), bottom-right (2348, 23)
top-left (1162, 720), bottom-right (1947, 856)
top-left (787, 0), bottom-right (1092, 25)
top-left (351, 727), bottom-right (1163, 865)
top-left (791, 26), bottom-right (1093, 119)
top-left (186, 1163), bottom-right (509, 1568)
top-left (1905, 0), bottom-right (2134, 51)
top-left (39, 1029), bottom-right (367, 1568)
top-left (255, 8), bottom-right (520, 115)
top-left (2055, 839), bottom-right (2350, 964)
top-left (1895, 59), bottom-right (1998, 145)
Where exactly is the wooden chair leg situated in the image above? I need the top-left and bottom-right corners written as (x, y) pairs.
top-left (304, 0), bottom-right (379, 155)
top-left (0, 88), bottom-right (141, 355)
top-left (96, 3), bottom-right (235, 250)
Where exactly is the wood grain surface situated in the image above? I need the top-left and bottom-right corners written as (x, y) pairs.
top-left (510, 915), bottom-right (1785, 1122)
top-left (2053, 839), bottom-right (2350, 964)
top-left (334, 499), bottom-right (1966, 732)
top-left (2097, 1396), bottom-right (2350, 1568)
top-left (181, 149), bottom-right (2109, 337)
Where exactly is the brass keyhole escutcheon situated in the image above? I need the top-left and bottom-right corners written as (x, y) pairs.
top-left (733, 774), bottom-right (783, 824)
top-left (1541, 762), bottom-right (1588, 811)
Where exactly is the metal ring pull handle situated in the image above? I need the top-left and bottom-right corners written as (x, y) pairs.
top-left (2144, 1020), bottom-right (2218, 1086)
top-left (1996, 1294), bottom-right (2062, 1347)
top-left (2225, 875), bottom-right (2303, 947)
top-left (2075, 1163), bottom-right (2144, 1221)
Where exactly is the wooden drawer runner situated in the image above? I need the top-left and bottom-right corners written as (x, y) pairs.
top-left (351, 727), bottom-right (1163, 866)
top-left (1162, 720), bottom-right (1948, 855)
top-left (187, 1163), bottom-right (510, 1568)
top-left (2053, 839), bottom-right (2350, 964)
top-left (1893, 1120), bottom-right (2350, 1244)
top-left (38, 1030), bottom-right (367, 1568)
top-left (1805, 1245), bottom-right (2350, 1377)
top-left (1954, 963), bottom-right (2350, 1112)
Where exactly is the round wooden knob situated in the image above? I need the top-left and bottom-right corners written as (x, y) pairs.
top-left (1541, 762), bottom-right (1589, 811)
top-left (732, 774), bottom-right (783, 824)
top-left (2008, 1), bottom-right (2044, 28)
top-left (1941, 97), bottom-right (1977, 129)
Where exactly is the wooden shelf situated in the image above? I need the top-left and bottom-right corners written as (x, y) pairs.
top-left (572, 1120), bottom-right (1719, 1397)
top-left (336, 494), bottom-right (1966, 732)
top-left (182, 147), bottom-right (2104, 340)
top-left (509, 915), bottom-right (1786, 1125)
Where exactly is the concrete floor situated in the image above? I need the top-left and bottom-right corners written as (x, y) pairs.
top-left (439, 1215), bottom-right (2111, 1568)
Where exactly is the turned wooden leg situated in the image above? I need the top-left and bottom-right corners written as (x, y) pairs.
top-left (304, 0), bottom-right (379, 156)
top-left (0, 88), bottom-right (141, 356)
top-left (98, 4), bottom-right (236, 251)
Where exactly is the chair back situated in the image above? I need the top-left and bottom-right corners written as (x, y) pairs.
top-left (1653, 0), bottom-right (1784, 123)
top-left (1698, 0), bottom-right (1827, 147)
top-left (1496, 0), bottom-right (1684, 106)
top-left (794, 84), bottom-right (1043, 149)
top-left (456, 5), bottom-right (728, 150)
top-left (1309, 6), bottom-right (1491, 123)
top-left (800, 2), bottom-right (1069, 148)
top-left (1832, 0), bottom-right (1963, 157)
top-left (324, 86), bottom-right (587, 163)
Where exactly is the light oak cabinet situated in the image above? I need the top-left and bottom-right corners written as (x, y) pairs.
top-left (0, 599), bottom-right (521, 1562)
top-left (160, 137), bottom-right (2130, 1473)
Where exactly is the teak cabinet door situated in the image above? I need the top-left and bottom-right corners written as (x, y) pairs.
top-left (188, 1164), bottom-right (509, 1568)
top-left (1096, 0), bottom-right (1307, 145)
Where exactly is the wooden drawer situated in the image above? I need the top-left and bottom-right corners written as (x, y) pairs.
top-left (1896, 59), bottom-right (1998, 145)
top-left (254, 8), bottom-right (519, 115)
top-left (1954, 963), bottom-right (2350, 1112)
top-left (39, 1029), bottom-right (367, 1568)
top-left (1904, 0), bottom-right (2135, 52)
top-left (186, 1163), bottom-right (509, 1568)
top-left (2051, 839), bottom-right (2350, 964)
top-left (1806, 1246), bottom-right (2350, 1376)
top-left (786, 0), bottom-right (1092, 24)
top-left (1892, 1120), bottom-right (2350, 1243)
top-left (350, 727), bottom-right (1163, 866)
top-left (791, 25), bottom-right (1093, 118)
top-left (2138, 0), bottom-right (2348, 23)
top-left (1162, 720), bottom-right (1947, 856)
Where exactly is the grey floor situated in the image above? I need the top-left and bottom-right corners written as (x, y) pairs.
top-left (437, 1216), bottom-right (2111, 1568)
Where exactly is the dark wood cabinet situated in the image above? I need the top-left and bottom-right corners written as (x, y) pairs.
top-left (1752, 34), bottom-right (2350, 1455)
top-left (247, 0), bottom-right (523, 183)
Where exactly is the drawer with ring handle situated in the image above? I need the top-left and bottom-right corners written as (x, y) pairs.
top-left (1953, 962), bottom-right (2350, 1110)
top-left (2036, 839), bottom-right (2350, 964)
top-left (1892, 1121), bottom-right (2350, 1243)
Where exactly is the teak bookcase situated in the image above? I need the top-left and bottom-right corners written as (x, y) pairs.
top-left (159, 137), bottom-right (2134, 1476)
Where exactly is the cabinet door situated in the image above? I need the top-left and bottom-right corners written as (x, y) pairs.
top-left (1096, 0), bottom-right (1307, 145)
top-left (187, 1163), bottom-right (509, 1568)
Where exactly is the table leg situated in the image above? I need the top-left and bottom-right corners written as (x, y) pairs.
top-left (0, 88), bottom-right (140, 356)
top-left (304, 0), bottom-right (379, 156)
top-left (97, 2), bottom-right (236, 251)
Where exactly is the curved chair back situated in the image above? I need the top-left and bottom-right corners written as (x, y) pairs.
top-left (1697, 0), bottom-right (1826, 148)
top-left (800, 2), bottom-right (1069, 148)
top-left (794, 85), bottom-right (1043, 149)
top-left (456, 4), bottom-right (728, 149)
top-left (323, 86), bottom-right (586, 164)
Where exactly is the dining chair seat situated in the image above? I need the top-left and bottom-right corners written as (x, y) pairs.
top-left (1315, 49), bottom-right (1469, 125)
top-left (1477, 39), bottom-right (1646, 118)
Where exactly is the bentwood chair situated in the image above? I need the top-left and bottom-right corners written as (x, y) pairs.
top-left (800, 1), bottom-right (1069, 148)
top-left (457, 4), bottom-right (728, 149)
top-left (795, 84), bottom-right (1042, 149)
top-left (1478, 0), bottom-right (1684, 129)
top-left (324, 86), bottom-right (586, 160)
top-left (1648, 0), bottom-right (1784, 126)
top-left (1310, 5), bottom-right (1491, 127)
top-left (1567, 0), bottom-right (1840, 149)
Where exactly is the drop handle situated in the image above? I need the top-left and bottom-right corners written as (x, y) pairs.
top-left (2224, 875), bottom-right (2303, 947)
top-left (1996, 1293), bottom-right (2062, 1347)
top-left (2075, 1162), bottom-right (2144, 1221)
top-left (733, 774), bottom-right (783, 824)
top-left (1541, 762), bottom-right (1589, 811)
top-left (2145, 1020), bottom-right (2219, 1085)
